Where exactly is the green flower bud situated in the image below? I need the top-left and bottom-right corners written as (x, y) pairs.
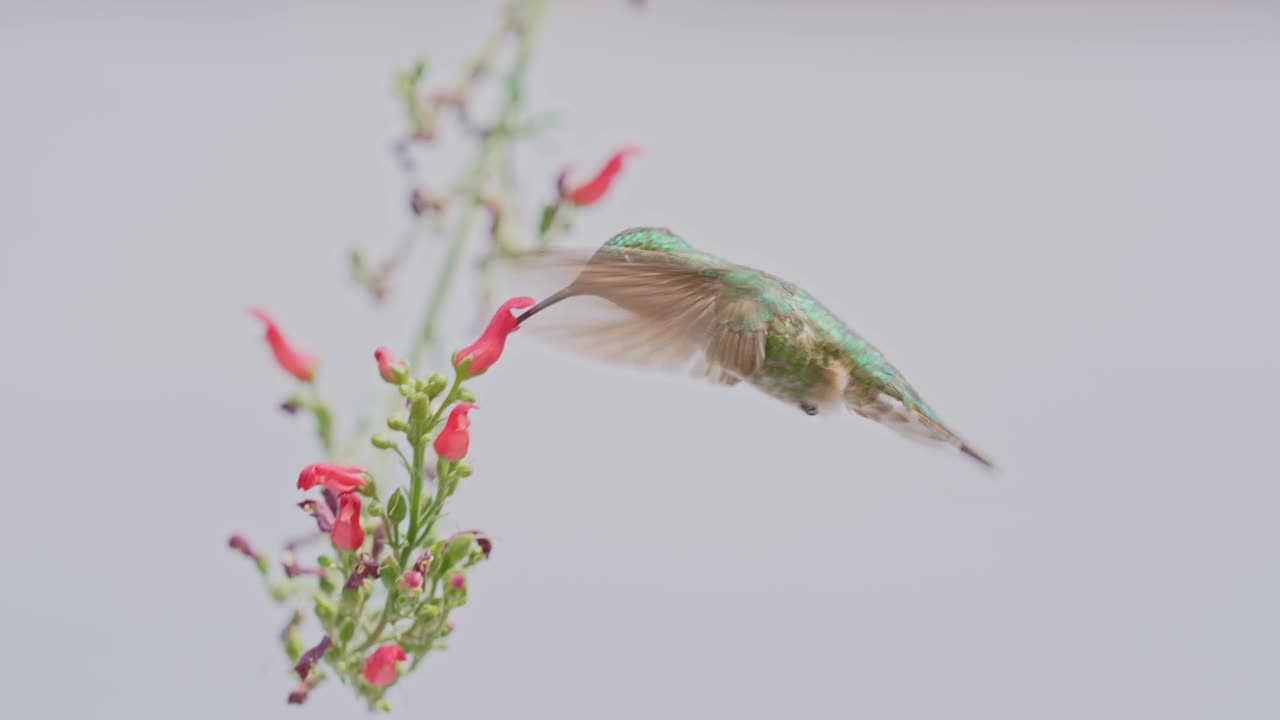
top-left (284, 630), bottom-right (305, 662)
top-left (371, 433), bottom-right (397, 450)
top-left (318, 574), bottom-right (337, 595)
top-left (269, 582), bottom-right (292, 602)
top-left (376, 700), bottom-right (392, 713)
top-left (455, 463), bottom-right (474, 479)
top-left (314, 596), bottom-right (337, 623)
top-left (438, 535), bottom-right (475, 575)
top-left (316, 555), bottom-right (334, 568)
top-left (255, 554), bottom-right (271, 575)
top-left (398, 384), bottom-right (414, 399)
top-left (339, 618), bottom-right (356, 644)
top-left (457, 388), bottom-right (478, 404)
top-left (378, 555), bottom-right (402, 592)
top-left (366, 501), bottom-right (383, 519)
top-left (387, 413), bottom-right (409, 432)
top-left (424, 373), bottom-right (448, 398)
top-left (410, 394), bottom-right (431, 422)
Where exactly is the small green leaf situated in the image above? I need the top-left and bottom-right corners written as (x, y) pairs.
top-left (538, 203), bottom-right (558, 236)
top-left (386, 488), bottom-right (408, 525)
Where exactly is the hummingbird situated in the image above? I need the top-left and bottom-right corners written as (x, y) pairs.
top-left (515, 227), bottom-right (994, 468)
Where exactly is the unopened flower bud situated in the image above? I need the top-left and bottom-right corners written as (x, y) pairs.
top-left (448, 572), bottom-right (467, 592)
top-left (424, 373), bottom-right (448, 398)
top-left (457, 388), bottom-right (478, 404)
top-left (314, 596), bottom-right (336, 623)
top-left (370, 433), bottom-right (397, 450)
top-left (410, 395), bottom-right (431, 422)
top-left (374, 346), bottom-right (410, 384)
top-left (400, 571), bottom-right (424, 590)
top-left (387, 413), bottom-right (409, 431)
top-left (455, 462), bottom-right (474, 478)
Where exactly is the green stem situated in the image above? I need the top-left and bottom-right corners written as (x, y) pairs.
top-left (405, 0), bottom-right (548, 369)
top-left (354, 590), bottom-right (398, 653)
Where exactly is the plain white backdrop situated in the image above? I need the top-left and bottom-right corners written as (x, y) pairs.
top-left (2, 1), bottom-right (1278, 718)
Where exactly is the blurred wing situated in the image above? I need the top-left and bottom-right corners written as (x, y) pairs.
top-left (507, 248), bottom-right (768, 386)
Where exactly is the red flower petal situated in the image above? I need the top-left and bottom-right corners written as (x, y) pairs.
top-left (297, 463), bottom-right (368, 494)
top-left (331, 492), bottom-right (365, 551)
top-left (362, 644), bottom-right (407, 687)
top-left (248, 308), bottom-right (317, 382)
top-left (565, 146), bottom-right (641, 206)
top-left (433, 403), bottom-right (476, 461)
top-left (453, 297), bottom-right (535, 376)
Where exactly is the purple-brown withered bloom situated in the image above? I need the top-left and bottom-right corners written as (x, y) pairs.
top-left (345, 555), bottom-right (380, 591)
top-left (227, 533), bottom-right (259, 560)
top-left (294, 636), bottom-right (331, 681)
top-left (297, 500), bottom-right (335, 532)
top-left (450, 529), bottom-right (493, 559)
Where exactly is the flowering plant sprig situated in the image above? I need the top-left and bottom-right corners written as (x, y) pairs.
top-left (228, 0), bottom-right (645, 711)
top-left (232, 305), bottom-right (524, 711)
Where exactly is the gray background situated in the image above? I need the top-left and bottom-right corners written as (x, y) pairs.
top-left (3, 1), bottom-right (1278, 718)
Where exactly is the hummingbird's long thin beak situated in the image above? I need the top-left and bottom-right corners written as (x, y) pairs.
top-left (515, 287), bottom-right (575, 325)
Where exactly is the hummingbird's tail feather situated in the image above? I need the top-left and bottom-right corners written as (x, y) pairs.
top-left (845, 381), bottom-right (995, 470)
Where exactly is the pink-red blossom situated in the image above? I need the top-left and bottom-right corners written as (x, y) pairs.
top-left (453, 297), bottom-right (535, 376)
top-left (448, 573), bottom-right (467, 591)
top-left (248, 308), bottom-right (317, 382)
top-left (400, 571), bottom-right (424, 590)
top-left (331, 493), bottom-right (365, 551)
top-left (362, 644), bottom-right (407, 687)
top-left (433, 403), bottom-right (476, 461)
top-left (374, 346), bottom-right (409, 383)
top-left (563, 146), bottom-right (641, 206)
top-left (297, 463), bottom-right (369, 494)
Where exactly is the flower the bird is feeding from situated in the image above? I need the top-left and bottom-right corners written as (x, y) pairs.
top-left (248, 308), bottom-right (317, 382)
top-left (453, 296), bottom-right (535, 376)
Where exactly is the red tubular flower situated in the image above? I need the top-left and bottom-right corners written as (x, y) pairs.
top-left (331, 493), bottom-right (365, 551)
top-left (563, 146), bottom-right (642, 206)
top-left (248, 308), bottom-right (317, 382)
top-left (362, 644), bottom-right (407, 687)
top-left (453, 297), bottom-right (535, 376)
top-left (433, 403), bottom-right (476, 461)
top-left (374, 346), bottom-right (409, 384)
top-left (297, 463), bottom-right (369, 494)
